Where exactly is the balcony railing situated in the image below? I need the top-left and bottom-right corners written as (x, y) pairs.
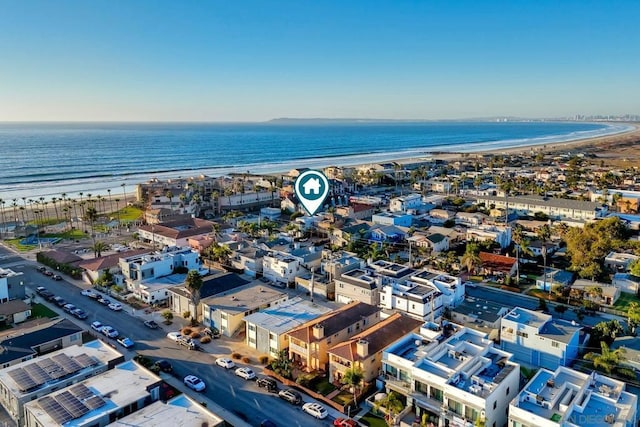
top-left (382, 374), bottom-right (411, 393)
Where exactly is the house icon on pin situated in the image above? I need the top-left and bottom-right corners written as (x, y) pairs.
top-left (302, 177), bottom-right (321, 195)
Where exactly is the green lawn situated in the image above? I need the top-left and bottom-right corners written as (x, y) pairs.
top-left (47, 229), bottom-right (87, 240)
top-left (331, 390), bottom-right (354, 406)
top-left (311, 376), bottom-right (337, 396)
top-left (614, 292), bottom-right (640, 312)
top-left (118, 206), bottom-right (143, 222)
top-left (359, 411), bottom-right (388, 427)
top-left (4, 238), bottom-right (36, 252)
top-left (30, 303), bottom-right (59, 319)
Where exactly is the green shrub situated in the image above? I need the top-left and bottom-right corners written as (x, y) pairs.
top-left (182, 311), bottom-right (191, 319)
top-left (242, 356), bottom-right (251, 364)
top-left (200, 336), bottom-right (212, 344)
top-left (231, 352), bottom-right (242, 360)
top-left (259, 355), bottom-right (269, 365)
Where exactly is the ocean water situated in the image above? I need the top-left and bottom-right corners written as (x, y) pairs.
top-left (0, 121), bottom-right (631, 201)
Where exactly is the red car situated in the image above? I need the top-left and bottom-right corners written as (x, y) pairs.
top-left (334, 418), bottom-right (357, 427)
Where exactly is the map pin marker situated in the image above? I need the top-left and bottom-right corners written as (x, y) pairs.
top-left (294, 170), bottom-right (330, 216)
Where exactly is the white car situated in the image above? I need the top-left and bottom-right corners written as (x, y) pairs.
top-left (215, 358), bottom-right (235, 369)
top-left (101, 326), bottom-right (119, 338)
top-left (235, 367), bottom-right (256, 380)
top-left (302, 402), bottom-right (328, 419)
top-left (108, 302), bottom-right (123, 311)
top-left (90, 321), bottom-right (103, 332)
top-left (81, 289), bottom-right (96, 297)
top-left (167, 332), bottom-right (183, 342)
top-left (183, 375), bottom-right (206, 392)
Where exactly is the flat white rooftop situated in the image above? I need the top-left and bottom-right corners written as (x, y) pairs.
top-left (243, 297), bottom-right (331, 335)
top-left (110, 394), bottom-right (224, 427)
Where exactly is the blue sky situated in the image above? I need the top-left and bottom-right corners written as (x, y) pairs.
top-left (1, 0), bottom-right (639, 121)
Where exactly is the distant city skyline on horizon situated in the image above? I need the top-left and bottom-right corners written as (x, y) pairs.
top-left (1, 1), bottom-right (639, 122)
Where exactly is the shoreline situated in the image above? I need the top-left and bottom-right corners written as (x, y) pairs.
top-left (1, 122), bottom-right (638, 203)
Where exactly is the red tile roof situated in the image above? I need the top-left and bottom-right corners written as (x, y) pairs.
top-left (479, 251), bottom-right (516, 273)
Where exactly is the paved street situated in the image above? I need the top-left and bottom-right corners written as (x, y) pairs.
top-left (0, 244), bottom-right (341, 427)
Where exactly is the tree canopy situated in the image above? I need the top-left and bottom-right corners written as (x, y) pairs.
top-left (565, 217), bottom-right (629, 279)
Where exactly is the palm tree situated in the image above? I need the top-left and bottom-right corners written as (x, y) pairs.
top-left (185, 270), bottom-right (204, 321)
top-left (585, 342), bottom-right (626, 374)
top-left (166, 190), bottom-right (174, 211)
top-left (375, 391), bottom-right (404, 426)
top-left (627, 302), bottom-right (640, 335)
top-left (537, 224), bottom-right (552, 298)
top-left (107, 189), bottom-right (114, 215)
top-left (512, 225), bottom-right (525, 284)
top-left (341, 366), bottom-right (364, 408)
top-left (92, 241), bottom-right (108, 258)
top-left (0, 198), bottom-right (5, 238)
top-left (84, 205), bottom-right (98, 246)
top-left (461, 242), bottom-right (481, 275)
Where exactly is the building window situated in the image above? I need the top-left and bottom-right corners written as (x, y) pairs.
top-left (493, 401), bottom-right (497, 410)
top-left (506, 387), bottom-right (510, 395)
top-left (516, 331), bottom-right (528, 338)
top-left (248, 324), bottom-right (256, 332)
top-left (552, 341), bottom-right (559, 348)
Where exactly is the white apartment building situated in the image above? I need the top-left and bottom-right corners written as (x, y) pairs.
top-left (335, 269), bottom-right (380, 305)
top-left (243, 297), bottom-right (331, 358)
top-left (466, 225), bottom-right (512, 249)
top-left (410, 269), bottom-right (465, 308)
top-left (23, 360), bottom-right (162, 427)
top-left (500, 307), bottom-right (581, 370)
top-left (380, 281), bottom-right (443, 322)
top-left (262, 251), bottom-right (302, 285)
top-left (382, 323), bottom-right (520, 427)
top-left (476, 195), bottom-right (608, 221)
top-left (0, 341), bottom-right (124, 426)
top-left (390, 193), bottom-right (423, 213)
top-left (119, 246), bottom-right (202, 303)
top-left (509, 366), bottom-right (637, 427)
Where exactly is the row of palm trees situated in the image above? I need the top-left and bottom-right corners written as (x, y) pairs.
top-left (0, 183), bottom-right (129, 238)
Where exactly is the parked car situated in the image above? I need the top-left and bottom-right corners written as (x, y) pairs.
top-left (117, 337), bottom-right (135, 348)
top-left (177, 337), bottom-right (198, 350)
top-left (101, 326), bottom-right (119, 338)
top-left (256, 377), bottom-right (278, 392)
top-left (52, 274), bottom-right (62, 281)
top-left (108, 302), bottom-right (123, 311)
top-left (334, 418), bottom-right (358, 427)
top-left (278, 389), bottom-right (302, 405)
top-left (203, 327), bottom-right (221, 338)
top-left (36, 286), bottom-right (48, 295)
top-left (72, 308), bottom-right (88, 319)
top-left (302, 402), bottom-right (328, 419)
top-left (90, 321), bottom-right (103, 332)
top-left (98, 297), bottom-right (111, 305)
top-left (183, 375), bottom-right (206, 392)
top-left (154, 360), bottom-right (173, 372)
top-left (36, 266), bottom-right (47, 273)
top-left (215, 358), bottom-right (235, 369)
top-left (43, 270), bottom-right (53, 277)
top-left (235, 367), bottom-right (256, 380)
top-left (144, 320), bottom-right (159, 329)
top-left (52, 296), bottom-right (67, 307)
top-left (81, 289), bottom-right (98, 298)
top-left (40, 290), bottom-right (54, 299)
top-left (63, 303), bottom-right (76, 313)
top-left (166, 332), bottom-right (183, 342)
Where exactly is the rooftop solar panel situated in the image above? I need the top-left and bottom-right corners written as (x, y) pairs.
top-left (70, 383), bottom-right (93, 400)
top-left (84, 395), bottom-right (106, 410)
top-left (8, 369), bottom-right (37, 392)
top-left (39, 395), bottom-right (73, 425)
top-left (56, 391), bottom-right (89, 419)
top-left (74, 353), bottom-right (98, 369)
